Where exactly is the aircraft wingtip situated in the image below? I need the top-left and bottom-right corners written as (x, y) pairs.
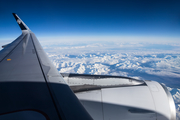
top-left (12, 13), bottom-right (29, 31)
top-left (12, 13), bottom-right (18, 21)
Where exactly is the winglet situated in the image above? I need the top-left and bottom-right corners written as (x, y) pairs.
top-left (12, 13), bottom-right (30, 31)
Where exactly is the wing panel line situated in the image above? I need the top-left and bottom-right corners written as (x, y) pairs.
top-left (30, 34), bottom-right (63, 120)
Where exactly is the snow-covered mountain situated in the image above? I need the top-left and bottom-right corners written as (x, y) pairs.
top-left (47, 51), bottom-right (180, 86)
top-left (47, 51), bottom-right (180, 119)
top-left (167, 87), bottom-right (180, 120)
top-left (42, 41), bottom-right (180, 119)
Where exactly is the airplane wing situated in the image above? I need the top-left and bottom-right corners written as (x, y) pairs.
top-left (0, 13), bottom-right (92, 120)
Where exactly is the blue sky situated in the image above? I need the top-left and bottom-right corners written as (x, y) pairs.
top-left (0, 0), bottom-right (180, 42)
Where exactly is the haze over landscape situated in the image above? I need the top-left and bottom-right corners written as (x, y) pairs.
top-left (0, 0), bottom-right (180, 119)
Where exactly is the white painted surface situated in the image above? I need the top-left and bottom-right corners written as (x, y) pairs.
top-left (145, 81), bottom-right (175, 120)
top-left (76, 90), bottom-right (103, 120)
top-left (75, 83), bottom-right (175, 120)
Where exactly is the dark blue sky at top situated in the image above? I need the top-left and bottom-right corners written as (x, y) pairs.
top-left (0, 0), bottom-right (180, 40)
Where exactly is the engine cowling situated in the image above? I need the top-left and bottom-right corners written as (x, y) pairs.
top-left (61, 73), bottom-right (176, 120)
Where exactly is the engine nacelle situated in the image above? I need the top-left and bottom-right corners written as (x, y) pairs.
top-left (62, 73), bottom-right (176, 120)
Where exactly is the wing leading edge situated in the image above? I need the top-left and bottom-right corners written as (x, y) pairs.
top-left (0, 13), bottom-right (92, 120)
